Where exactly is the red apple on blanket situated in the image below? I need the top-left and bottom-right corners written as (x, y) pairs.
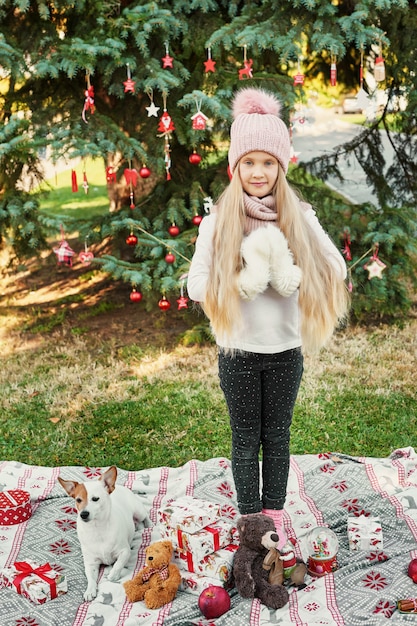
top-left (198, 585), bottom-right (231, 619)
top-left (408, 558), bottom-right (417, 582)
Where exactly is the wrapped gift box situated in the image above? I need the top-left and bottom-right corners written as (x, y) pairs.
top-left (161, 518), bottom-right (234, 561)
top-left (347, 515), bottom-right (383, 551)
top-left (1, 560), bottom-right (67, 604)
top-left (179, 571), bottom-right (234, 595)
top-left (0, 490), bottom-right (31, 525)
top-left (174, 543), bottom-right (238, 584)
top-left (157, 496), bottom-right (220, 534)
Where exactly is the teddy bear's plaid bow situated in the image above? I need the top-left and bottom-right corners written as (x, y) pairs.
top-left (142, 564), bottom-right (169, 582)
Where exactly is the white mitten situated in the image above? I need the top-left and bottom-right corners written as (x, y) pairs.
top-left (264, 225), bottom-right (302, 297)
top-left (238, 228), bottom-right (270, 300)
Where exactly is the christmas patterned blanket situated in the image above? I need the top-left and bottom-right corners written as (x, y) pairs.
top-left (1, 448), bottom-right (417, 625)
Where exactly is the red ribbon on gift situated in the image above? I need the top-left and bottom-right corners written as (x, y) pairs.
top-left (205, 526), bottom-right (220, 552)
top-left (13, 562), bottom-right (57, 599)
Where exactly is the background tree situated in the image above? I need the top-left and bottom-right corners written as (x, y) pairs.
top-left (1, 0), bottom-right (416, 319)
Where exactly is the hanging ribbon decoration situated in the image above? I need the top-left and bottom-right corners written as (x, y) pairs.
top-left (360, 46), bottom-right (364, 89)
top-left (82, 73), bottom-right (95, 123)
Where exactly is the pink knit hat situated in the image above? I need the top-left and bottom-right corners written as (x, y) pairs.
top-left (228, 88), bottom-right (291, 174)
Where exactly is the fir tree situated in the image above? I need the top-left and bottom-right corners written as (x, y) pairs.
top-left (0, 0), bottom-right (416, 319)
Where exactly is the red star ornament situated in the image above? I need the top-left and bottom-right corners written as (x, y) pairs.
top-left (204, 58), bottom-right (216, 73)
top-left (364, 258), bottom-right (386, 279)
top-left (162, 54), bottom-right (173, 69)
top-left (123, 78), bottom-right (135, 93)
top-left (177, 295), bottom-right (189, 310)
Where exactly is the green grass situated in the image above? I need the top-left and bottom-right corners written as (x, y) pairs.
top-left (1, 321), bottom-right (416, 470)
top-left (38, 157), bottom-right (110, 220)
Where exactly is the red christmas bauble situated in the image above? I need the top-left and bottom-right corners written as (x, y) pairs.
top-left (158, 296), bottom-right (171, 311)
top-left (126, 234), bottom-right (138, 246)
top-left (139, 166), bottom-right (151, 178)
top-left (165, 252), bottom-right (176, 264)
top-left (129, 289), bottom-right (143, 302)
top-left (192, 215), bottom-right (203, 226)
top-left (168, 225), bottom-right (180, 237)
top-left (189, 152), bottom-right (202, 165)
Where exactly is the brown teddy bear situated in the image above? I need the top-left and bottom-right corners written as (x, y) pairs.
top-left (233, 513), bottom-right (289, 610)
top-left (123, 540), bottom-right (181, 609)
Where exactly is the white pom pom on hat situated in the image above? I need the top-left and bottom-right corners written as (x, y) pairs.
top-left (228, 87), bottom-right (291, 175)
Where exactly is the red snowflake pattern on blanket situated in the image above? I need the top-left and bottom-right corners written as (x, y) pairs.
top-left (373, 599), bottom-right (396, 617)
top-left (49, 539), bottom-right (71, 556)
top-left (363, 571), bottom-right (388, 590)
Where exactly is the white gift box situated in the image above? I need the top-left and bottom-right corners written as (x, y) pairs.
top-left (179, 571), bottom-right (233, 595)
top-left (157, 496), bottom-right (220, 534)
top-left (1, 560), bottom-right (67, 604)
top-left (174, 543), bottom-right (238, 583)
top-left (347, 515), bottom-right (383, 551)
top-left (161, 518), bottom-right (234, 561)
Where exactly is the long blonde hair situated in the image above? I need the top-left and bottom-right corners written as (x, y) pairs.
top-left (203, 168), bottom-right (350, 353)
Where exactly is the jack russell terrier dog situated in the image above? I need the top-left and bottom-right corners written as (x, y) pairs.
top-left (58, 465), bottom-right (151, 601)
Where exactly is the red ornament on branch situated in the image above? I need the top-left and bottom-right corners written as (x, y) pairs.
top-left (129, 289), bottom-right (143, 302)
top-left (71, 169), bottom-right (78, 193)
top-left (165, 252), bottom-right (176, 264)
top-left (168, 224), bottom-right (180, 237)
top-left (162, 41), bottom-right (174, 68)
top-left (192, 215), bottom-right (203, 226)
top-left (158, 296), bottom-right (171, 311)
top-left (139, 165), bottom-right (151, 179)
top-left (82, 74), bottom-right (95, 123)
top-left (204, 48), bottom-right (216, 73)
top-left (106, 166), bottom-right (117, 184)
top-left (126, 233), bottom-right (138, 246)
top-left (123, 63), bottom-right (136, 93)
top-left (189, 151), bottom-right (202, 165)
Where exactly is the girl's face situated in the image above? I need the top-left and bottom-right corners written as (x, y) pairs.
top-left (238, 151), bottom-right (279, 197)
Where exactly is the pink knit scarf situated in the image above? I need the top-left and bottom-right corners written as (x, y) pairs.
top-left (244, 193), bottom-right (277, 234)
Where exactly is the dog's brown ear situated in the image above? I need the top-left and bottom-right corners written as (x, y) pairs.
top-left (58, 476), bottom-right (79, 497)
top-left (100, 466), bottom-right (117, 494)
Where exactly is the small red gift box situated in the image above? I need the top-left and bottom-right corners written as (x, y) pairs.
top-left (1, 560), bottom-right (67, 604)
top-left (0, 490), bottom-right (31, 525)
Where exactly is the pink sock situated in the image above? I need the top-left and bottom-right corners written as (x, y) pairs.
top-left (262, 508), bottom-right (286, 549)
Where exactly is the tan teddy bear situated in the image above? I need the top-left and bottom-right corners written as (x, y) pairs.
top-left (123, 540), bottom-right (181, 609)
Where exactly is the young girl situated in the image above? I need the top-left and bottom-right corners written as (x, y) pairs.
top-left (187, 88), bottom-right (349, 545)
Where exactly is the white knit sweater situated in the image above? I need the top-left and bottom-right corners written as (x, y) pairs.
top-left (187, 204), bottom-right (347, 354)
